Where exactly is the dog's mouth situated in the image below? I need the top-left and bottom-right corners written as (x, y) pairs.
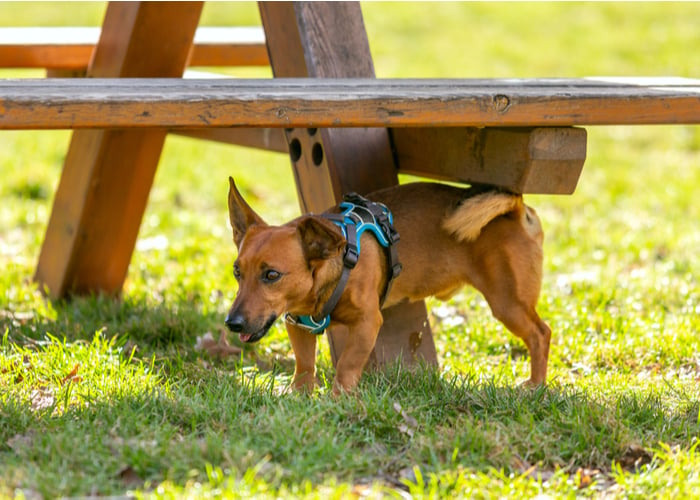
top-left (238, 314), bottom-right (278, 344)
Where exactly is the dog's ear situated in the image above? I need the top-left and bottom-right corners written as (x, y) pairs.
top-left (228, 176), bottom-right (267, 248)
top-left (297, 216), bottom-right (345, 262)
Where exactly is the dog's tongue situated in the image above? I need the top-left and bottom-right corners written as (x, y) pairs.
top-left (239, 333), bottom-right (253, 343)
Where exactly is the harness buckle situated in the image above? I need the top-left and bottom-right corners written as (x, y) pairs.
top-left (344, 242), bottom-right (359, 269)
top-left (375, 212), bottom-right (400, 245)
top-left (385, 224), bottom-right (401, 244)
top-left (285, 312), bottom-right (329, 335)
top-left (343, 192), bottom-right (363, 205)
top-left (391, 261), bottom-right (403, 279)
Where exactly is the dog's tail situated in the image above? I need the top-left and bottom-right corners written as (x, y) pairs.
top-left (442, 191), bottom-right (524, 242)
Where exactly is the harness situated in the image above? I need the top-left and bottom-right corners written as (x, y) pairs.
top-left (285, 193), bottom-right (402, 334)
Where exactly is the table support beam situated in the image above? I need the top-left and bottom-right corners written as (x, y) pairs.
top-left (259, 1), bottom-right (437, 367)
top-left (35, 2), bottom-right (203, 297)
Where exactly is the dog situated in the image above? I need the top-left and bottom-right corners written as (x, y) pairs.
top-left (225, 177), bottom-right (551, 393)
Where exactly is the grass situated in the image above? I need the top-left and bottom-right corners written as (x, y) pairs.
top-left (1, 1), bottom-right (700, 498)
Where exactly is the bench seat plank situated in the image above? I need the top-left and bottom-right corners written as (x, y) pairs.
top-left (0, 27), bottom-right (269, 68)
top-left (1, 77), bottom-right (699, 129)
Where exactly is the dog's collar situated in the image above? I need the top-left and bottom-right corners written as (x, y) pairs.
top-left (285, 193), bottom-right (402, 335)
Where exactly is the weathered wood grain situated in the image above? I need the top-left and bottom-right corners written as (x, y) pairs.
top-left (0, 27), bottom-right (268, 69)
top-left (172, 126), bottom-right (588, 194)
top-left (1, 77), bottom-right (699, 129)
top-left (392, 127), bottom-right (587, 194)
top-left (175, 127), bottom-right (288, 152)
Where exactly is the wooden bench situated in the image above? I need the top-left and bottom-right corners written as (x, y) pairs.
top-left (3, 2), bottom-right (698, 370)
top-left (0, 25), bottom-right (284, 152)
top-left (3, 77), bottom-right (699, 195)
top-left (3, 77), bottom-right (699, 128)
top-left (0, 26), bottom-right (269, 70)
top-left (0, 77), bottom-right (594, 195)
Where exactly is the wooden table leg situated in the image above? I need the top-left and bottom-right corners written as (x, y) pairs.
top-left (259, 1), bottom-right (438, 367)
top-left (35, 2), bottom-right (203, 297)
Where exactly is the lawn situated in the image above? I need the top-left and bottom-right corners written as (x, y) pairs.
top-left (1, 2), bottom-right (700, 498)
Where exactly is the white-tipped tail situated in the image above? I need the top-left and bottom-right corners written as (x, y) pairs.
top-left (442, 192), bottom-right (521, 242)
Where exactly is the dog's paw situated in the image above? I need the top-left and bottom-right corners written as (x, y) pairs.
top-left (292, 373), bottom-right (318, 394)
top-left (519, 378), bottom-right (546, 390)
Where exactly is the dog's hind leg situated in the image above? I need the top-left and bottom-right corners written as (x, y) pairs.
top-left (488, 295), bottom-right (551, 386)
top-left (478, 282), bottom-right (551, 385)
top-left (470, 228), bottom-right (551, 386)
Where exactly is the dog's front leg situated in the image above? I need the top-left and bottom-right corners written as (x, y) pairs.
top-left (286, 322), bottom-right (318, 393)
top-left (333, 312), bottom-right (383, 394)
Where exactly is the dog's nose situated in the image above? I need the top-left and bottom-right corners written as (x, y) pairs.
top-left (225, 312), bottom-right (246, 333)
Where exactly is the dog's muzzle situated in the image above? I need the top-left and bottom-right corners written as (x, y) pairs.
top-left (224, 312), bottom-right (277, 343)
top-left (224, 311), bottom-right (246, 333)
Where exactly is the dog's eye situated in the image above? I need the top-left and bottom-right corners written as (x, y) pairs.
top-left (233, 263), bottom-right (241, 280)
top-left (262, 269), bottom-right (282, 283)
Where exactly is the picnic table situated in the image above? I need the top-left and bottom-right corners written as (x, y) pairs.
top-left (2, 1), bottom-right (699, 368)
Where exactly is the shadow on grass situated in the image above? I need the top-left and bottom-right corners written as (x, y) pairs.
top-left (2, 332), bottom-right (700, 497)
top-left (2, 294), bottom-right (700, 496)
top-left (2, 293), bottom-right (218, 346)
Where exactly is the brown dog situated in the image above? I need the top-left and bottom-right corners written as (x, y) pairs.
top-left (225, 178), bottom-right (551, 393)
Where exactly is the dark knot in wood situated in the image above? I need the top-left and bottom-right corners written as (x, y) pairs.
top-left (493, 94), bottom-right (511, 113)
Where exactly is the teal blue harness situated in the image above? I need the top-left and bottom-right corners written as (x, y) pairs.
top-left (285, 193), bottom-right (402, 334)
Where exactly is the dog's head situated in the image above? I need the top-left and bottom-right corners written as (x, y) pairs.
top-left (225, 177), bottom-right (345, 343)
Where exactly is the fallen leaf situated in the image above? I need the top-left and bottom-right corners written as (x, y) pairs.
top-left (117, 465), bottom-right (142, 488)
top-left (2, 360), bottom-right (23, 383)
top-left (4, 360), bottom-right (26, 384)
top-left (195, 331), bottom-right (241, 359)
top-left (575, 467), bottom-right (600, 489)
top-left (351, 484), bottom-right (374, 497)
top-left (194, 332), bottom-right (215, 351)
top-left (61, 363), bottom-right (81, 385)
top-left (616, 444), bottom-right (652, 470)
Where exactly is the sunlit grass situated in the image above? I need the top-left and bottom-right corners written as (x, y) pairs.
top-left (1, 1), bottom-right (700, 498)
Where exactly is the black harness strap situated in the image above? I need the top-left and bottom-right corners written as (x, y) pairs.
top-left (343, 193), bottom-right (402, 305)
top-left (318, 220), bottom-right (358, 318)
top-left (285, 193), bottom-right (401, 334)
